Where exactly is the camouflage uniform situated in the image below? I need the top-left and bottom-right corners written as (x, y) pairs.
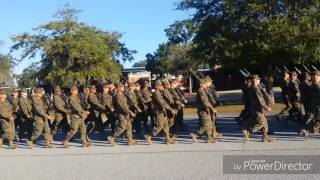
top-left (304, 72), bottom-right (320, 134)
top-left (19, 93), bottom-right (33, 138)
top-left (277, 76), bottom-right (292, 119)
top-left (162, 85), bottom-right (176, 128)
top-left (0, 98), bottom-right (16, 147)
top-left (28, 91), bottom-right (53, 148)
top-left (248, 84), bottom-right (270, 135)
top-left (53, 91), bottom-right (69, 135)
top-left (108, 84), bottom-right (137, 145)
top-left (138, 85), bottom-right (153, 130)
top-left (126, 89), bottom-right (142, 135)
top-left (169, 86), bottom-right (185, 135)
top-left (193, 85), bottom-right (214, 142)
top-left (101, 90), bottom-right (116, 133)
top-left (288, 74), bottom-right (303, 132)
top-left (151, 88), bottom-right (173, 139)
top-left (64, 94), bottom-right (87, 143)
top-left (63, 87), bottom-right (91, 148)
top-left (141, 85), bottom-right (155, 126)
top-left (87, 87), bottom-right (106, 137)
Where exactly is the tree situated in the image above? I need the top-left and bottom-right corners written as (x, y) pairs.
top-left (176, 0), bottom-right (320, 69)
top-left (11, 7), bottom-right (136, 87)
top-left (0, 54), bottom-right (14, 86)
top-left (133, 60), bottom-right (147, 67)
top-left (16, 63), bottom-right (38, 88)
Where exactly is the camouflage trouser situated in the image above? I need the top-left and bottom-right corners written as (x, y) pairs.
top-left (251, 111), bottom-right (268, 133)
top-left (152, 111), bottom-right (170, 138)
top-left (0, 119), bottom-right (15, 141)
top-left (113, 114), bottom-right (133, 140)
top-left (278, 95), bottom-right (292, 116)
top-left (196, 110), bottom-right (213, 140)
top-left (65, 115), bottom-right (86, 142)
top-left (167, 110), bottom-right (175, 128)
top-left (210, 110), bottom-right (217, 134)
top-left (29, 117), bottom-right (51, 141)
top-left (291, 102), bottom-right (304, 132)
top-left (52, 113), bottom-right (64, 135)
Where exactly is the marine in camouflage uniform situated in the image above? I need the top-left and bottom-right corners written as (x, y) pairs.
top-left (138, 80), bottom-right (153, 131)
top-left (52, 86), bottom-right (70, 137)
top-left (63, 86), bottom-right (91, 148)
top-left (205, 76), bottom-right (222, 138)
top-left (9, 89), bottom-right (20, 141)
top-left (162, 80), bottom-right (176, 129)
top-left (276, 71), bottom-right (292, 121)
top-left (141, 81), bottom-right (155, 127)
top-left (287, 71), bottom-right (304, 133)
top-left (19, 88), bottom-right (33, 139)
top-left (302, 71), bottom-right (320, 138)
top-left (27, 88), bottom-right (55, 148)
top-left (101, 83), bottom-right (116, 134)
top-left (126, 83), bottom-right (143, 137)
top-left (144, 80), bottom-right (176, 145)
top-left (300, 72), bottom-right (312, 120)
top-left (87, 85), bottom-right (106, 139)
top-left (168, 79), bottom-right (186, 136)
top-left (190, 79), bottom-right (216, 143)
top-left (107, 83), bottom-right (139, 146)
top-left (237, 76), bottom-right (252, 130)
top-left (243, 74), bottom-right (273, 143)
top-left (0, 90), bottom-right (17, 149)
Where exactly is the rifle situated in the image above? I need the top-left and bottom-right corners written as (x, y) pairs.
top-left (239, 68), bottom-right (272, 105)
top-left (192, 69), bottom-right (219, 99)
top-left (312, 65), bottom-right (318, 71)
top-left (294, 66), bottom-right (302, 75)
top-left (190, 69), bottom-right (217, 105)
top-left (302, 65), bottom-right (311, 73)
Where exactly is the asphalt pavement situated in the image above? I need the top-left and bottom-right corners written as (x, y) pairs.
top-left (0, 112), bottom-right (320, 180)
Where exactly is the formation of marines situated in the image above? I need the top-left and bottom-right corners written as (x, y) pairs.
top-left (1, 70), bottom-right (319, 149)
top-left (0, 79), bottom-right (188, 149)
top-left (238, 70), bottom-right (320, 142)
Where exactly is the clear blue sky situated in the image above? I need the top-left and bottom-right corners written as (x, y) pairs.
top-left (0, 0), bottom-right (191, 74)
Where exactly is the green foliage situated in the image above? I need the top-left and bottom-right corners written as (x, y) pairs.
top-left (133, 60), bottom-right (147, 67)
top-left (0, 54), bottom-right (14, 86)
top-left (11, 7), bottom-right (136, 87)
top-left (171, 0), bottom-right (320, 69)
top-left (16, 63), bottom-right (38, 88)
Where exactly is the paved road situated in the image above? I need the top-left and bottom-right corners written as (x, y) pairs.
top-left (1, 113), bottom-right (320, 180)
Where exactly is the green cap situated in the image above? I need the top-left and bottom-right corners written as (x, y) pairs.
top-left (34, 88), bottom-right (42, 94)
top-left (155, 80), bottom-right (162, 86)
top-left (54, 85), bottom-right (61, 92)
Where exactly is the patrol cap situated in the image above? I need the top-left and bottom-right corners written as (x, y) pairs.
top-left (252, 74), bottom-right (261, 80)
top-left (162, 80), bottom-right (170, 85)
top-left (70, 86), bottom-right (78, 91)
top-left (205, 76), bottom-right (213, 82)
top-left (21, 88), bottom-right (28, 93)
top-left (0, 89), bottom-right (7, 95)
top-left (128, 82), bottom-right (136, 87)
top-left (34, 88), bottom-right (42, 94)
top-left (103, 83), bottom-right (109, 88)
top-left (54, 85), bottom-right (61, 92)
top-left (290, 71), bottom-right (298, 76)
top-left (89, 85), bottom-right (96, 90)
top-left (12, 89), bottom-right (19, 93)
top-left (200, 79), bottom-right (207, 84)
top-left (155, 80), bottom-right (162, 86)
top-left (116, 83), bottom-right (124, 88)
top-left (311, 71), bottom-right (320, 76)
